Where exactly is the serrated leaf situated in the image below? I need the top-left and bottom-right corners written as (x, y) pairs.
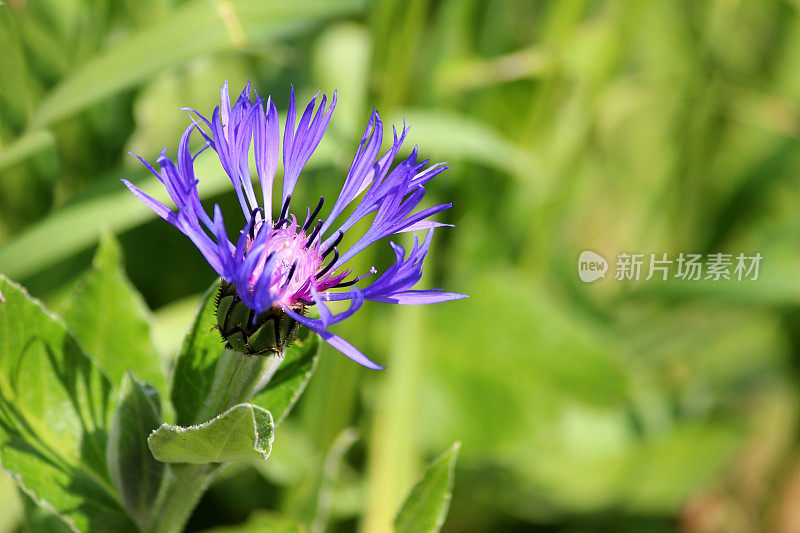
top-left (148, 403), bottom-right (274, 464)
top-left (106, 372), bottom-right (165, 530)
top-left (0, 276), bottom-right (136, 532)
top-left (61, 233), bottom-right (167, 394)
top-left (251, 327), bottom-right (320, 425)
top-left (394, 442), bottom-right (460, 533)
top-left (20, 492), bottom-right (74, 533)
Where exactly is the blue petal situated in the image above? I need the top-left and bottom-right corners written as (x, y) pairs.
top-left (284, 307), bottom-right (384, 370)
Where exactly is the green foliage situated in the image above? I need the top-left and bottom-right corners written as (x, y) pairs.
top-left (4, 0), bottom-right (800, 531)
top-left (206, 512), bottom-right (306, 533)
top-left (149, 403), bottom-right (274, 464)
top-left (395, 443), bottom-right (460, 533)
top-left (170, 280), bottom-right (229, 426)
top-left (390, 109), bottom-right (534, 177)
top-left (0, 277), bottom-right (136, 532)
top-left (61, 233), bottom-right (166, 394)
top-left (251, 327), bottom-right (320, 425)
top-left (29, 0), bottom-right (366, 129)
top-left (107, 372), bottom-right (165, 530)
top-left (0, 258), bottom-right (326, 530)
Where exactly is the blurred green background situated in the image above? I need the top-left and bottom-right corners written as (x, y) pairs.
top-left (3, 0), bottom-right (800, 531)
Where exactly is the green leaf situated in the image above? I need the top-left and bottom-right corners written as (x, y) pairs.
top-left (0, 471), bottom-right (23, 532)
top-left (151, 292), bottom-right (206, 363)
top-left (0, 130), bottom-right (56, 173)
top-left (106, 372), bottom-right (165, 530)
top-left (0, 9), bottom-right (36, 125)
top-left (20, 492), bottom-right (74, 533)
top-left (251, 327), bottom-right (320, 425)
top-left (170, 280), bottom-right (227, 426)
top-left (61, 233), bottom-right (167, 394)
top-left (148, 403), bottom-right (274, 464)
top-left (30, 0), bottom-right (365, 129)
top-left (0, 276), bottom-right (136, 532)
top-left (394, 442), bottom-right (460, 533)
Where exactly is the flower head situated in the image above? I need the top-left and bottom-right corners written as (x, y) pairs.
top-left (123, 81), bottom-right (465, 369)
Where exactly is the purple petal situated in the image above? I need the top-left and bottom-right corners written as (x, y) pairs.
top-left (281, 88), bottom-right (336, 203)
top-left (254, 96), bottom-right (279, 219)
top-left (121, 179), bottom-right (177, 225)
top-left (369, 290), bottom-right (468, 305)
top-left (284, 307), bottom-right (384, 370)
top-left (394, 220), bottom-right (453, 233)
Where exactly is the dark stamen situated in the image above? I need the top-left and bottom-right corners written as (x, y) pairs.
top-left (331, 277), bottom-right (361, 289)
top-left (248, 206), bottom-right (264, 238)
top-left (273, 217), bottom-right (290, 229)
top-left (303, 196), bottom-right (325, 232)
top-left (322, 231), bottom-right (343, 258)
top-left (276, 195), bottom-right (292, 226)
top-left (304, 220), bottom-right (323, 247)
top-left (283, 260), bottom-right (299, 288)
top-left (316, 247), bottom-right (339, 278)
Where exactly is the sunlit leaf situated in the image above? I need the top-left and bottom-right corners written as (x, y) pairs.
top-left (395, 442), bottom-right (460, 533)
top-left (0, 471), bottom-right (23, 532)
top-left (0, 276), bottom-right (136, 532)
top-left (60, 233), bottom-right (167, 394)
top-left (148, 403), bottom-right (274, 464)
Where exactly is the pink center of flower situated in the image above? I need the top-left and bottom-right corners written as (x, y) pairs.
top-left (247, 220), bottom-right (324, 307)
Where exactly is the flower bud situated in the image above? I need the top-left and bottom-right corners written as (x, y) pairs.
top-left (215, 281), bottom-right (301, 356)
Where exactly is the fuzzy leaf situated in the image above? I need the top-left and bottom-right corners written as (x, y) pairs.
top-left (0, 276), bottom-right (136, 532)
top-left (394, 442), bottom-right (460, 533)
top-left (251, 326), bottom-right (320, 425)
top-left (106, 372), bottom-right (165, 530)
top-left (61, 233), bottom-right (167, 394)
top-left (148, 403), bottom-right (274, 464)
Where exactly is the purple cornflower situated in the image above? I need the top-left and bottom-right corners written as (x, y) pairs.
top-left (123, 81), bottom-right (465, 369)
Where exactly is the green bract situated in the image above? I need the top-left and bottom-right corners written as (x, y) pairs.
top-left (215, 280), bottom-right (302, 356)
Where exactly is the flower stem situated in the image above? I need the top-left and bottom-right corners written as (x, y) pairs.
top-left (147, 350), bottom-right (283, 532)
top-left (194, 349), bottom-right (269, 424)
top-left (147, 463), bottom-right (218, 533)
